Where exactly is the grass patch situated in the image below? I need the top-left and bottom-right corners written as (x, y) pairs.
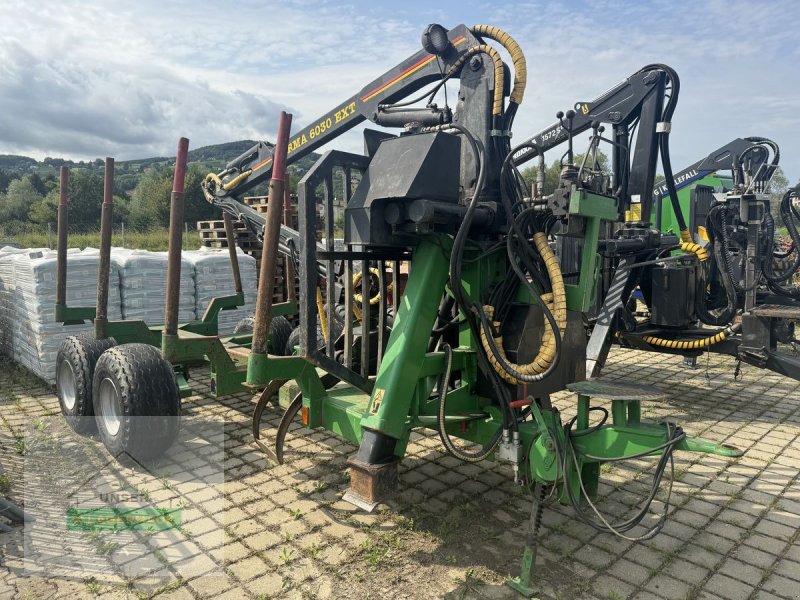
top-left (12, 229), bottom-right (173, 252)
top-left (0, 473), bottom-right (10, 494)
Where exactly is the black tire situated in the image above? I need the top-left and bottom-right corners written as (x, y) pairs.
top-left (285, 321), bottom-right (327, 355)
top-left (92, 344), bottom-right (181, 462)
top-left (56, 335), bottom-right (117, 434)
top-left (232, 314), bottom-right (293, 356)
top-left (232, 315), bottom-right (256, 335)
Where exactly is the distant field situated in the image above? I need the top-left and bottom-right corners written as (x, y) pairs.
top-left (12, 228), bottom-right (173, 252)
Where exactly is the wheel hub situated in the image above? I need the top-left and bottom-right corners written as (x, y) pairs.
top-left (58, 361), bottom-right (77, 411)
top-left (98, 377), bottom-right (122, 436)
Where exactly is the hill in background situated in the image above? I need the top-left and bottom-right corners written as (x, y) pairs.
top-left (0, 140), bottom-right (320, 193)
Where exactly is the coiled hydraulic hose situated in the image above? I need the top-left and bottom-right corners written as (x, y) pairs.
top-left (479, 234), bottom-right (567, 384)
top-left (641, 322), bottom-right (741, 350)
top-left (471, 25), bottom-right (526, 107)
top-left (447, 45), bottom-right (505, 116)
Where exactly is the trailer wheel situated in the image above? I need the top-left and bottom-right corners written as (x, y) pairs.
top-left (56, 335), bottom-right (117, 434)
top-left (233, 315), bottom-right (293, 356)
top-left (92, 344), bottom-right (181, 462)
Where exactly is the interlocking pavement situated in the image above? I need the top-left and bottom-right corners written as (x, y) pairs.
top-left (1, 346), bottom-right (799, 599)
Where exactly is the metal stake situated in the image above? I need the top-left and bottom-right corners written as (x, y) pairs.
top-left (94, 158), bottom-right (114, 339)
top-left (249, 111), bottom-right (293, 374)
top-left (163, 138), bottom-right (190, 342)
top-left (56, 167), bottom-right (69, 310)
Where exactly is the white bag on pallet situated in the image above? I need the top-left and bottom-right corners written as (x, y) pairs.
top-left (185, 247), bottom-right (257, 335)
top-left (112, 249), bottom-right (195, 324)
top-left (0, 247), bottom-right (122, 383)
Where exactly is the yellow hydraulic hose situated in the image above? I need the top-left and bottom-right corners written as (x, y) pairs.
top-left (639, 323), bottom-right (741, 351)
top-left (447, 44), bottom-right (505, 116)
top-left (471, 25), bottom-right (527, 106)
top-left (352, 268), bottom-right (383, 306)
top-left (480, 233), bottom-right (568, 384)
top-left (680, 241), bottom-right (709, 262)
top-left (316, 287), bottom-right (329, 343)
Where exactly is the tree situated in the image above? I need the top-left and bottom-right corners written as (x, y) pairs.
top-left (128, 165), bottom-right (219, 230)
top-left (183, 167), bottom-right (220, 226)
top-left (28, 172), bottom-right (47, 196)
top-left (32, 171), bottom-right (128, 229)
top-left (768, 167), bottom-right (789, 219)
top-left (0, 170), bottom-right (11, 194)
top-left (0, 177), bottom-right (43, 222)
top-left (128, 167), bottom-right (172, 229)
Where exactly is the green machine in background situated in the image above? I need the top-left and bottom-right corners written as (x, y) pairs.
top-left (649, 137), bottom-right (772, 240)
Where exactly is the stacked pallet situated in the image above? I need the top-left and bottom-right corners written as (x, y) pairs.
top-left (0, 247), bottom-right (123, 383)
top-left (197, 201), bottom-right (299, 304)
top-left (112, 249), bottom-right (195, 323)
top-left (186, 247), bottom-right (258, 335)
top-left (242, 196), bottom-right (300, 302)
top-left (196, 220), bottom-right (260, 253)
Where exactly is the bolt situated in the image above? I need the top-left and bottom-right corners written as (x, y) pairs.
top-left (469, 56), bottom-right (482, 71)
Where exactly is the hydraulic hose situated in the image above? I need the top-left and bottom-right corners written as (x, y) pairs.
top-left (470, 25), bottom-right (526, 107)
top-left (436, 343), bottom-right (503, 462)
top-left (695, 204), bottom-right (737, 326)
top-left (446, 124), bottom-right (516, 433)
top-left (447, 45), bottom-right (505, 116)
top-left (638, 64), bottom-right (692, 244)
top-left (316, 287), bottom-right (329, 344)
top-left (764, 191), bottom-right (800, 285)
top-left (479, 234), bottom-right (567, 384)
top-left (641, 322), bottom-right (741, 351)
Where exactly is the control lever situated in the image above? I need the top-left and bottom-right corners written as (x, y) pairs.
top-left (557, 109), bottom-right (576, 165)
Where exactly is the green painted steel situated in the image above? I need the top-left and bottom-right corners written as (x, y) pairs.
top-left (564, 189), bottom-right (619, 312)
top-left (359, 238), bottom-right (453, 441)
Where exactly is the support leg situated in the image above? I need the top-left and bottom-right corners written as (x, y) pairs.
top-left (507, 483), bottom-right (546, 598)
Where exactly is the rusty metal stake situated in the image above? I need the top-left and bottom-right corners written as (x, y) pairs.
top-left (223, 212), bottom-right (243, 295)
top-left (250, 112), bottom-right (292, 358)
top-left (163, 138), bottom-right (190, 343)
top-left (94, 158), bottom-right (114, 339)
top-left (56, 167), bottom-right (69, 309)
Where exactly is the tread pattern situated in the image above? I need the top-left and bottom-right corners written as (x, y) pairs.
top-left (233, 314), bottom-right (293, 356)
top-left (92, 343), bottom-right (181, 462)
top-left (56, 335), bottom-right (116, 434)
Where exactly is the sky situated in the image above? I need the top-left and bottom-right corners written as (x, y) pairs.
top-left (0, 0), bottom-right (797, 184)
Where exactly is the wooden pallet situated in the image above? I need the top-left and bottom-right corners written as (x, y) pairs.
top-left (197, 219), bottom-right (249, 231)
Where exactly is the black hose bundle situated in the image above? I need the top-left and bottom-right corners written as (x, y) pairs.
top-left (763, 191), bottom-right (800, 294)
top-left (696, 205), bottom-right (738, 325)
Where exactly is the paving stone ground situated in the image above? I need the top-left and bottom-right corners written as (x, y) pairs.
top-left (1, 346), bottom-right (799, 600)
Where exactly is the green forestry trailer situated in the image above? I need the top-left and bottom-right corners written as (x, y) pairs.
top-left (200, 24), bottom-right (753, 596)
top-left (51, 22), bottom-right (800, 597)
